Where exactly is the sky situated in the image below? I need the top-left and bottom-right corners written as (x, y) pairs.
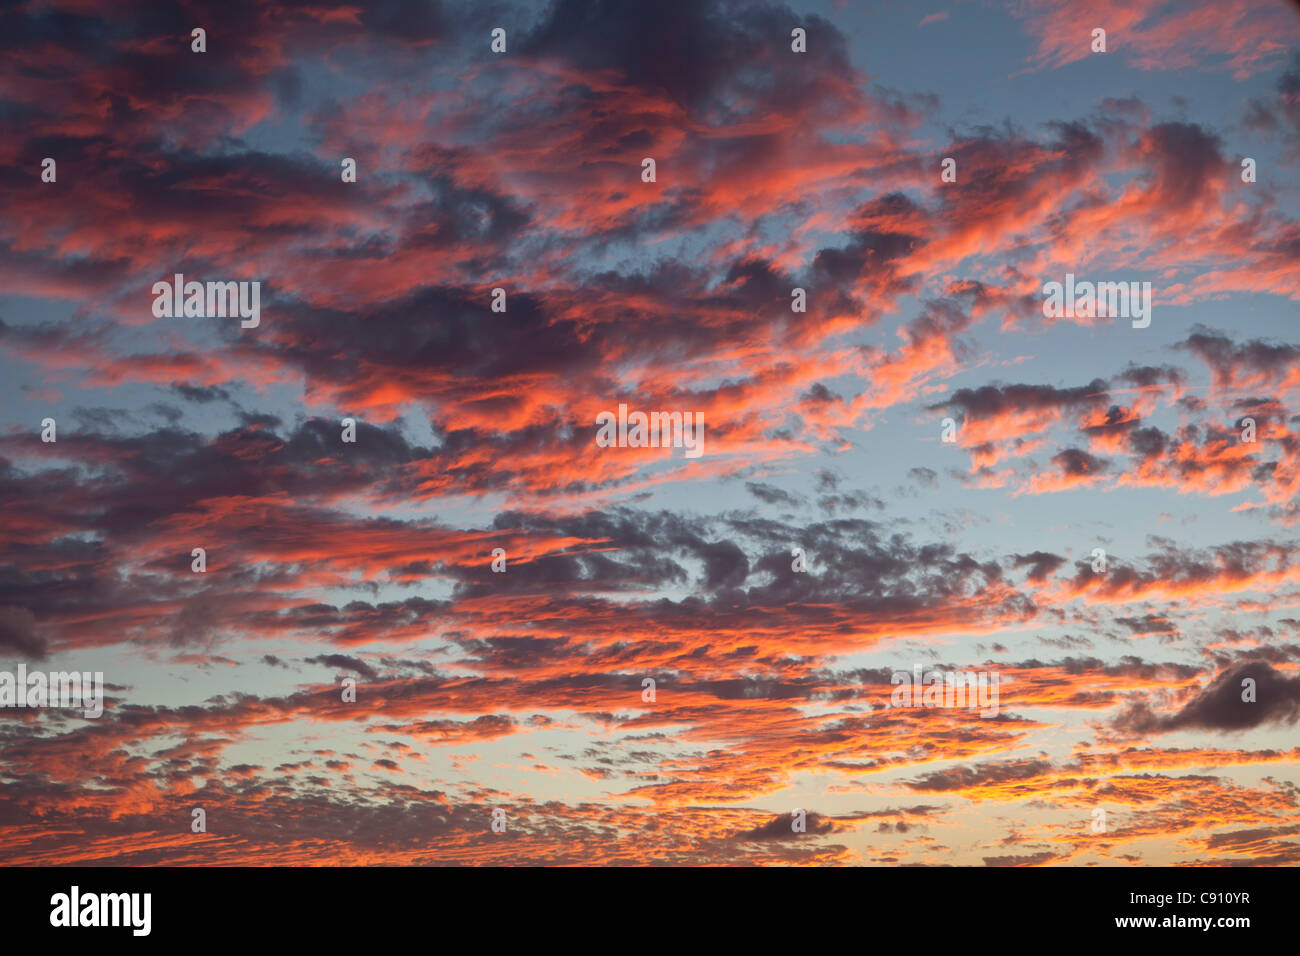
top-left (0, 0), bottom-right (1299, 866)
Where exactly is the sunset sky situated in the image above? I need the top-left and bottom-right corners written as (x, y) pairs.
top-left (1, 0), bottom-right (1299, 866)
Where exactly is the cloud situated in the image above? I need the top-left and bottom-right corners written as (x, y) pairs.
top-left (0, 606), bottom-right (45, 659)
top-left (1114, 661), bottom-right (1300, 734)
top-left (736, 811), bottom-right (835, 840)
top-left (305, 654), bottom-right (378, 680)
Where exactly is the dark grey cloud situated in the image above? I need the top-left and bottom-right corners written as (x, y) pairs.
top-left (1114, 661), bottom-right (1300, 734)
top-left (0, 606), bottom-right (45, 659)
top-left (736, 810), bottom-right (835, 841)
top-left (305, 654), bottom-right (378, 680)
